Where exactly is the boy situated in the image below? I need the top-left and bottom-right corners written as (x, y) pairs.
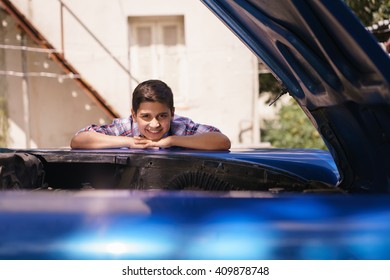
top-left (70, 79), bottom-right (231, 150)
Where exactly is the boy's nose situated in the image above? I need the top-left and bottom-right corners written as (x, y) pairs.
top-left (149, 118), bottom-right (160, 127)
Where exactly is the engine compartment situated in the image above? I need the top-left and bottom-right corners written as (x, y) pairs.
top-left (0, 151), bottom-right (340, 193)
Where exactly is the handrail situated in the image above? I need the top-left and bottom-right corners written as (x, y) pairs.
top-left (58, 0), bottom-right (139, 84)
top-left (0, 0), bottom-right (120, 118)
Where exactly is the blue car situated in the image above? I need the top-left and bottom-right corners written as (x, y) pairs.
top-left (0, 0), bottom-right (389, 260)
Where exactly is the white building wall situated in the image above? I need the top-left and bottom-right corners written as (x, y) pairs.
top-left (1, 7), bottom-right (111, 148)
top-left (4, 0), bottom-right (260, 148)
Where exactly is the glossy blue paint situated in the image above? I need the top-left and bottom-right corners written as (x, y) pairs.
top-left (201, 0), bottom-right (390, 192)
top-left (1, 191), bottom-right (389, 260)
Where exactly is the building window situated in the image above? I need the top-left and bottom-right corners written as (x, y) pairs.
top-left (128, 16), bottom-right (186, 105)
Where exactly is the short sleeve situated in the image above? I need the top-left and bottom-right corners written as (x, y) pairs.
top-left (170, 115), bottom-right (221, 136)
top-left (76, 117), bottom-right (138, 136)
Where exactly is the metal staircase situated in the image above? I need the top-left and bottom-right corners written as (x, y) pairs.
top-left (0, 0), bottom-right (137, 119)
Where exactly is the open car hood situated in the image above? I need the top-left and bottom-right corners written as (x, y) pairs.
top-left (201, 0), bottom-right (390, 193)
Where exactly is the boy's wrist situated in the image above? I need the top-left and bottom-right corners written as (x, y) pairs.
top-left (126, 136), bottom-right (136, 148)
top-left (167, 135), bottom-right (177, 147)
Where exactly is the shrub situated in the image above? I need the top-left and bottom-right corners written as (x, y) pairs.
top-left (261, 98), bottom-right (327, 150)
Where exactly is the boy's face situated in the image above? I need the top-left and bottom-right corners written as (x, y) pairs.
top-left (131, 102), bottom-right (174, 141)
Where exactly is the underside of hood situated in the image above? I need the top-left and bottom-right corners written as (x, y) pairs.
top-left (201, 0), bottom-right (390, 193)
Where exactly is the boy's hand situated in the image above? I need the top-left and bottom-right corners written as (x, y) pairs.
top-left (132, 136), bottom-right (172, 149)
top-left (130, 136), bottom-right (151, 149)
top-left (132, 133), bottom-right (230, 150)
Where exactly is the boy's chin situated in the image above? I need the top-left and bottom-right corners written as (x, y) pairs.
top-left (144, 133), bottom-right (164, 141)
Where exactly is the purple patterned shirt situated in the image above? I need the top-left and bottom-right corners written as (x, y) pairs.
top-left (77, 114), bottom-right (221, 138)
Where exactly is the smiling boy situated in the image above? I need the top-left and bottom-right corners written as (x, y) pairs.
top-left (70, 79), bottom-right (231, 150)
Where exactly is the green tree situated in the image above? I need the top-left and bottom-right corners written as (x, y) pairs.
top-left (0, 96), bottom-right (8, 147)
top-left (343, 0), bottom-right (390, 25)
top-left (261, 99), bottom-right (327, 149)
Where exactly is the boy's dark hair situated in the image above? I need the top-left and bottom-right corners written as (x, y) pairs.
top-left (132, 80), bottom-right (174, 113)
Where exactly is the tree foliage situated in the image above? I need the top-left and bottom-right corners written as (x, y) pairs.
top-left (261, 99), bottom-right (327, 149)
top-left (343, 0), bottom-right (390, 25)
top-left (0, 96), bottom-right (8, 147)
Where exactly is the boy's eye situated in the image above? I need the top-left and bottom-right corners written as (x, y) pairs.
top-left (158, 114), bottom-right (168, 119)
top-left (138, 113), bottom-right (169, 121)
top-left (140, 114), bottom-right (151, 120)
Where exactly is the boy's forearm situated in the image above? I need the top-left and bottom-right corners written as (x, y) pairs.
top-left (70, 131), bottom-right (130, 149)
top-left (170, 132), bottom-right (231, 150)
top-left (70, 131), bottom-right (231, 151)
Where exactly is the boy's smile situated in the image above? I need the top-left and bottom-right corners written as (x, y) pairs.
top-left (132, 102), bottom-right (174, 141)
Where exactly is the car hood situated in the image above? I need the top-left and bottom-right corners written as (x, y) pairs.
top-left (201, 0), bottom-right (390, 193)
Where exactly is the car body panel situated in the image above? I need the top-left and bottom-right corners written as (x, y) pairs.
top-left (31, 148), bottom-right (340, 185)
top-left (0, 148), bottom-right (339, 192)
top-left (201, 0), bottom-right (390, 193)
top-left (1, 191), bottom-right (390, 260)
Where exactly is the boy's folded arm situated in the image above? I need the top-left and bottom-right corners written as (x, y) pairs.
top-left (70, 131), bottom-right (133, 149)
top-left (169, 132), bottom-right (231, 150)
